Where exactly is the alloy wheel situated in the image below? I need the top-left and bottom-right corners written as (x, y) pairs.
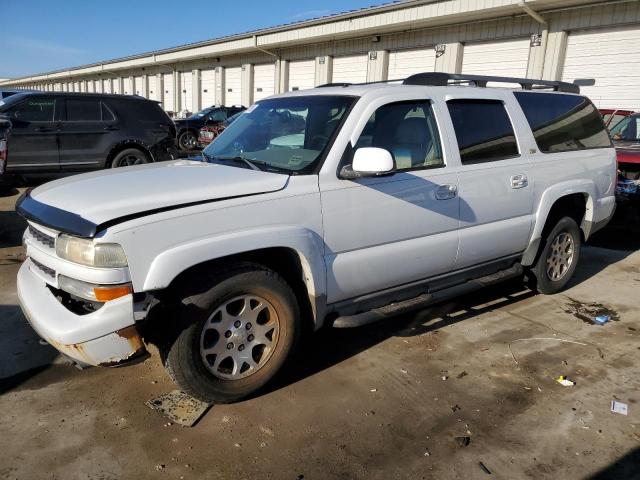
top-left (199, 295), bottom-right (280, 380)
top-left (546, 232), bottom-right (574, 281)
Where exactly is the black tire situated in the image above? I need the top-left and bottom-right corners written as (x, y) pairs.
top-left (110, 148), bottom-right (150, 168)
top-left (164, 263), bottom-right (300, 403)
top-left (178, 130), bottom-right (198, 151)
top-left (529, 216), bottom-right (581, 295)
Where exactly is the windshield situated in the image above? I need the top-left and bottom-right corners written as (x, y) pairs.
top-left (610, 114), bottom-right (640, 141)
top-left (190, 107), bottom-right (215, 119)
top-left (203, 95), bottom-right (355, 174)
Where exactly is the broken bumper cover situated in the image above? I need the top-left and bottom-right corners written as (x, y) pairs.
top-left (17, 259), bottom-right (147, 367)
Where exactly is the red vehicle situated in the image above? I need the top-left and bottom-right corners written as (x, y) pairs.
top-left (609, 112), bottom-right (640, 201)
top-left (600, 108), bottom-right (635, 130)
top-left (197, 111), bottom-right (243, 148)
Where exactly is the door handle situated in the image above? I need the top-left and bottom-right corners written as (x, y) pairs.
top-left (103, 126), bottom-right (120, 131)
top-left (436, 184), bottom-right (458, 200)
top-left (35, 127), bottom-right (53, 132)
top-left (511, 174), bottom-right (528, 189)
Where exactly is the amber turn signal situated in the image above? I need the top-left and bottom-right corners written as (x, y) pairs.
top-left (93, 284), bottom-right (133, 302)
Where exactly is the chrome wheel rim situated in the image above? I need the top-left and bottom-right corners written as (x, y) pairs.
top-left (199, 295), bottom-right (280, 380)
top-left (116, 154), bottom-right (146, 167)
top-left (546, 232), bottom-right (574, 281)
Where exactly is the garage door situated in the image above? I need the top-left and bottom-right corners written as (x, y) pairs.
top-left (462, 38), bottom-right (530, 77)
top-left (288, 59), bottom-right (315, 91)
top-left (180, 71), bottom-right (193, 112)
top-left (134, 76), bottom-right (144, 97)
top-left (113, 79), bottom-right (122, 95)
top-left (332, 54), bottom-right (368, 84)
top-left (124, 78), bottom-right (133, 95)
top-left (224, 67), bottom-right (242, 106)
top-left (201, 69), bottom-right (216, 107)
top-left (148, 75), bottom-right (158, 101)
top-left (102, 79), bottom-right (111, 94)
top-left (388, 47), bottom-right (436, 80)
top-left (254, 63), bottom-right (276, 102)
top-left (163, 73), bottom-right (175, 112)
top-left (562, 25), bottom-right (640, 110)
top-left (87, 80), bottom-right (95, 93)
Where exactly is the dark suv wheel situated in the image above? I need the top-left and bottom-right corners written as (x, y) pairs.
top-left (178, 130), bottom-right (198, 151)
top-left (529, 216), bottom-right (581, 294)
top-left (111, 148), bottom-right (150, 168)
top-left (164, 263), bottom-right (300, 403)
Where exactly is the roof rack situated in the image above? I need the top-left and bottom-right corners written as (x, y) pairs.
top-left (402, 72), bottom-right (580, 93)
top-left (317, 82), bottom-right (353, 88)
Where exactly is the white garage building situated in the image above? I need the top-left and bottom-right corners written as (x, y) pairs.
top-left (3, 0), bottom-right (640, 114)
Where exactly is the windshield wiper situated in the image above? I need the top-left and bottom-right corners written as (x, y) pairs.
top-left (206, 154), bottom-right (291, 174)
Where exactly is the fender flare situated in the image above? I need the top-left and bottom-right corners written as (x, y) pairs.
top-left (521, 179), bottom-right (596, 266)
top-left (142, 225), bottom-right (327, 326)
top-left (107, 139), bottom-right (155, 165)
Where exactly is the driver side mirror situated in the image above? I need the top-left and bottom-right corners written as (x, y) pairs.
top-left (340, 147), bottom-right (395, 179)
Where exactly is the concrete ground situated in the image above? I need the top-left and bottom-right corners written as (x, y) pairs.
top-left (1, 186), bottom-right (639, 480)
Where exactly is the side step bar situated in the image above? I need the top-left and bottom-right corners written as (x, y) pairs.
top-left (332, 264), bottom-right (523, 328)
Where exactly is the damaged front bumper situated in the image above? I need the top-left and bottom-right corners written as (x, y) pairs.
top-left (17, 259), bottom-right (147, 367)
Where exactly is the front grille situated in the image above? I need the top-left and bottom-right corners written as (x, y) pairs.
top-left (31, 258), bottom-right (56, 280)
top-left (28, 225), bottom-right (56, 249)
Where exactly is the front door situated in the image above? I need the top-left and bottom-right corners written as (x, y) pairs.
top-left (58, 97), bottom-right (116, 170)
top-left (5, 95), bottom-right (59, 172)
top-left (445, 98), bottom-right (534, 269)
top-left (320, 99), bottom-right (460, 304)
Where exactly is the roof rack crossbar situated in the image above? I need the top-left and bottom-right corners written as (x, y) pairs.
top-left (402, 72), bottom-right (580, 94)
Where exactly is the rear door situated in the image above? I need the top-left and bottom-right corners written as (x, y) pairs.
top-left (4, 95), bottom-right (59, 172)
top-left (445, 96), bottom-right (534, 268)
top-left (58, 97), bottom-right (118, 170)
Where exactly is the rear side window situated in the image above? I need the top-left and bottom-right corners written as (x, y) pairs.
top-left (66, 98), bottom-right (101, 121)
top-left (106, 99), bottom-right (166, 122)
top-left (514, 92), bottom-right (611, 153)
top-left (447, 99), bottom-right (519, 164)
top-left (9, 97), bottom-right (55, 122)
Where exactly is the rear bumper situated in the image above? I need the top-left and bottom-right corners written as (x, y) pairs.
top-left (17, 259), bottom-right (146, 367)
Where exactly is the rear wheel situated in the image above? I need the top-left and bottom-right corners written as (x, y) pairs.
top-left (164, 263), bottom-right (300, 403)
top-left (110, 148), bottom-right (150, 168)
top-left (529, 216), bottom-right (581, 294)
top-left (178, 130), bottom-right (198, 151)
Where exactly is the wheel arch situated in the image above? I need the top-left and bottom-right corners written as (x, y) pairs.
top-left (522, 181), bottom-right (594, 266)
top-left (106, 140), bottom-right (154, 167)
top-left (143, 227), bottom-right (327, 329)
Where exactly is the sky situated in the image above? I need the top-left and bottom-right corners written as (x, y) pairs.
top-left (0, 0), bottom-right (390, 79)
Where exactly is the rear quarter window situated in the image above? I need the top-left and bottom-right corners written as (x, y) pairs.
top-left (105, 99), bottom-right (168, 123)
top-left (514, 92), bottom-right (611, 153)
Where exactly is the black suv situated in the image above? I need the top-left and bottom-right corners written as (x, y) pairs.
top-left (174, 105), bottom-right (245, 151)
top-left (0, 92), bottom-right (176, 173)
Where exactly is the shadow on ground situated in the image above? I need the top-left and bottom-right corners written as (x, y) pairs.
top-left (588, 447), bottom-right (640, 480)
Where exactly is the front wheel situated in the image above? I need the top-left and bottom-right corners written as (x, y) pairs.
top-left (178, 130), bottom-right (198, 151)
top-left (164, 264), bottom-right (300, 403)
top-left (529, 216), bottom-right (581, 295)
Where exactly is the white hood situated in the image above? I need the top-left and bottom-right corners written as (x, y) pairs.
top-left (29, 160), bottom-right (288, 227)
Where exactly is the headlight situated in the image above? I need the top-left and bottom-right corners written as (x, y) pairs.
top-left (56, 234), bottom-right (128, 268)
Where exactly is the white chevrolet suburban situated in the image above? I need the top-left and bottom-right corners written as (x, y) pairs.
top-left (17, 73), bottom-right (616, 403)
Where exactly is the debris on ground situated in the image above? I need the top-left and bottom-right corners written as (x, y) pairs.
top-left (146, 390), bottom-right (212, 427)
top-left (556, 376), bottom-right (576, 387)
top-left (455, 436), bottom-right (471, 447)
top-left (593, 315), bottom-right (610, 325)
top-left (155, 464), bottom-right (166, 471)
top-left (451, 404), bottom-right (461, 412)
top-left (478, 461), bottom-right (492, 474)
top-left (370, 388), bottom-right (377, 392)
top-left (611, 400), bottom-right (628, 416)
top-left (441, 376), bottom-right (448, 381)
top-left (562, 298), bottom-right (620, 324)
top-left (508, 338), bottom-right (590, 364)
top-left (456, 371), bottom-right (468, 379)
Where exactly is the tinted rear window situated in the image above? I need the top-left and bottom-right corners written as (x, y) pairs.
top-left (447, 99), bottom-right (519, 164)
top-left (66, 98), bottom-right (101, 121)
top-left (514, 92), bottom-right (611, 153)
top-left (105, 99), bottom-right (166, 122)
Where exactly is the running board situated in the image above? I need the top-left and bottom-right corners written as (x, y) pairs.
top-left (332, 263), bottom-right (523, 328)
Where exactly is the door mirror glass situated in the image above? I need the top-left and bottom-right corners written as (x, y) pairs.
top-left (341, 147), bottom-right (395, 179)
